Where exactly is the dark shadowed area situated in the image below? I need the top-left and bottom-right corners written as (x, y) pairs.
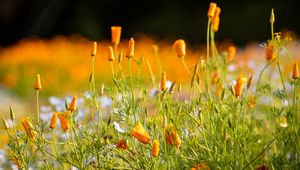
top-left (0, 0), bottom-right (299, 46)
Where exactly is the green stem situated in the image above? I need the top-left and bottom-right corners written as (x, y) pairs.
top-left (276, 61), bottom-right (289, 106)
top-left (52, 130), bottom-right (58, 157)
top-left (207, 18), bottom-right (211, 62)
top-left (36, 90), bottom-right (40, 125)
top-left (181, 56), bottom-right (191, 74)
top-left (128, 58), bottom-right (136, 122)
top-left (255, 60), bottom-right (275, 95)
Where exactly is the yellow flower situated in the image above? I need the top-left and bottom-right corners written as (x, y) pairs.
top-left (126, 38), bottom-right (135, 58)
top-left (173, 39), bottom-right (186, 57)
top-left (91, 42), bottom-right (97, 57)
top-left (152, 139), bottom-right (160, 157)
top-left (131, 122), bottom-right (150, 144)
top-left (21, 117), bottom-right (36, 139)
top-left (160, 71), bottom-right (167, 91)
top-left (59, 112), bottom-right (71, 132)
top-left (108, 46), bottom-right (115, 61)
top-left (234, 75), bottom-right (247, 97)
top-left (68, 96), bottom-right (77, 112)
top-left (111, 26), bottom-right (122, 46)
top-left (292, 63), bottom-right (299, 80)
top-left (50, 112), bottom-right (59, 129)
top-left (34, 74), bottom-right (42, 90)
top-left (207, 2), bottom-right (217, 18)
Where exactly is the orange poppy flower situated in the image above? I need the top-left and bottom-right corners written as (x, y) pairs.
top-left (234, 75), bottom-right (247, 97)
top-left (116, 139), bottom-right (128, 150)
top-left (131, 122), bottom-right (150, 144)
top-left (126, 38), bottom-right (135, 58)
top-left (165, 125), bottom-right (181, 147)
top-left (292, 63), bottom-right (299, 79)
top-left (173, 39), bottom-right (186, 57)
top-left (108, 46), bottom-right (115, 61)
top-left (207, 3), bottom-right (217, 18)
top-left (160, 71), bottom-right (167, 91)
top-left (265, 43), bottom-right (276, 61)
top-left (50, 112), bottom-right (59, 129)
top-left (227, 45), bottom-right (236, 62)
top-left (34, 74), bottom-right (42, 90)
top-left (68, 96), bottom-right (77, 112)
top-left (58, 112), bottom-right (71, 132)
top-left (91, 41), bottom-right (97, 57)
top-left (111, 26), bottom-right (122, 46)
top-left (152, 139), bottom-right (160, 157)
top-left (21, 117), bottom-right (36, 139)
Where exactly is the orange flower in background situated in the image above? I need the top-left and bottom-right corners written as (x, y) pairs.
top-left (160, 71), bottom-right (167, 91)
top-left (249, 96), bottom-right (256, 108)
top-left (152, 139), bottom-right (160, 157)
top-left (111, 26), bottom-right (122, 46)
top-left (165, 125), bottom-right (181, 147)
top-left (265, 42), bottom-right (276, 61)
top-left (234, 75), bottom-right (247, 97)
top-left (34, 74), bottom-right (42, 90)
top-left (211, 71), bottom-right (219, 84)
top-left (58, 112), bottom-right (71, 132)
top-left (126, 38), bottom-right (135, 58)
top-left (227, 45), bottom-right (236, 62)
top-left (21, 117), bottom-right (36, 139)
top-left (50, 112), bottom-right (59, 129)
top-left (68, 96), bottom-right (77, 112)
top-left (91, 41), bottom-right (97, 57)
top-left (131, 122), bottom-right (150, 144)
top-left (108, 46), bottom-right (115, 61)
top-left (292, 62), bottom-right (299, 79)
top-left (173, 39), bottom-right (186, 57)
top-left (116, 139), bottom-right (128, 150)
top-left (207, 2), bottom-right (217, 18)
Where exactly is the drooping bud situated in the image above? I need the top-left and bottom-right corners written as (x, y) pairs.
top-left (292, 63), bottom-right (299, 80)
top-left (50, 112), bottom-right (58, 129)
top-left (152, 139), bottom-right (160, 157)
top-left (108, 46), bottom-right (115, 61)
top-left (207, 3), bottom-right (217, 18)
top-left (173, 39), bottom-right (186, 57)
top-left (160, 71), bottom-right (167, 91)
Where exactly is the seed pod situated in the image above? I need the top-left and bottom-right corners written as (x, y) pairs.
top-left (68, 96), bottom-right (77, 112)
top-left (126, 38), bottom-right (135, 58)
top-left (111, 26), bottom-right (122, 46)
top-left (270, 9), bottom-right (275, 24)
top-left (173, 39), bottom-right (186, 57)
top-left (160, 71), bottom-right (167, 91)
top-left (131, 122), bottom-right (150, 144)
top-left (50, 112), bottom-right (58, 129)
top-left (292, 63), bottom-right (299, 80)
top-left (91, 42), bottom-right (97, 57)
top-left (100, 83), bottom-right (105, 96)
top-left (108, 46), bottom-right (115, 61)
top-left (247, 74), bottom-right (253, 89)
top-left (169, 81), bottom-right (176, 94)
top-left (152, 139), bottom-right (160, 157)
top-left (9, 106), bottom-right (15, 121)
top-left (178, 82), bottom-right (182, 92)
top-left (2, 116), bottom-right (9, 129)
top-left (207, 3), bottom-right (217, 18)
top-left (34, 74), bottom-right (42, 90)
